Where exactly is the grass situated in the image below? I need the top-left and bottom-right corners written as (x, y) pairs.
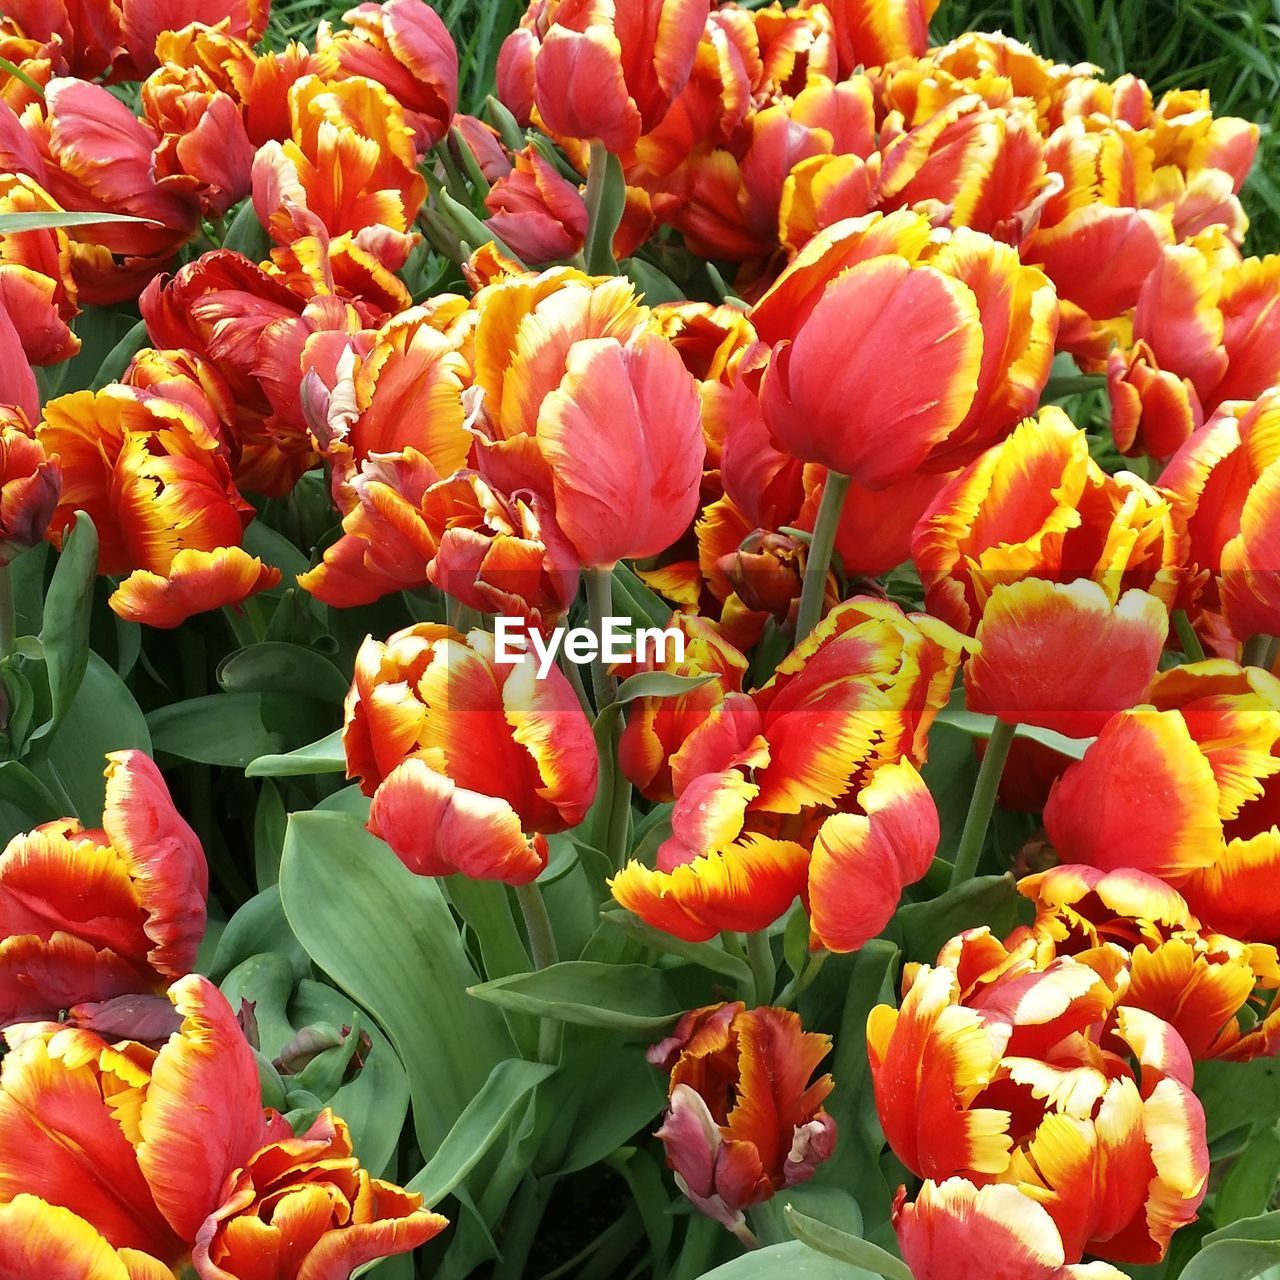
top-left (270, 0), bottom-right (1280, 249)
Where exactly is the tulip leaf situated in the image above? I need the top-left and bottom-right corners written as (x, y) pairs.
top-left (0, 759), bottom-right (63, 840)
top-left (583, 145), bottom-right (626, 274)
top-left (279, 810), bottom-right (513, 1151)
top-left (148, 692), bottom-right (284, 767)
top-left (934, 700), bottom-right (1094, 760)
top-left (1180, 1211), bottom-right (1280, 1280)
top-left (600, 909), bottom-right (753, 985)
top-left (31, 511), bottom-right (98, 743)
top-left (0, 211), bottom-right (162, 232)
top-left (91, 320), bottom-right (149, 390)
top-left (624, 257), bottom-right (686, 305)
top-left (34, 651), bottom-right (150, 825)
top-left (612, 563), bottom-right (674, 631)
top-left (888, 873), bottom-right (1029, 964)
top-left (614, 671), bottom-right (717, 706)
top-left (246, 729), bottom-right (347, 777)
top-left (208, 886), bottom-right (308, 983)
top-left (218, 642), bottom-right (349, 703)
top-left (243, 519), bottom-right (311, 578)
top-left (1217, 1128), bottom-right (1280, 1227)
top-left (467, 960), bottom-right (683, 1031)
top-left (221, 199), bottom-right (271, 261)
top-left (785, 1207), bottom-right (913, 1280)
top-left (697, 1240), bottom-right (874, 1278)
top-left (407, 1058), bottom-right (555, 1208)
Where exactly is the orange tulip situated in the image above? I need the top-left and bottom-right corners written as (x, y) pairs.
top-left (1044, 660), bottom-right (1280, 944)
top-left (802, 0), bottom-right (938, 76)
top-left (0, 974), bottom-right (443, 1275)
top-left (344, 624), bottom-right (598, 884)
top-left (0, 751), bottom-right (205, 1028)
top-left (0, 77), bottom-right (202, 304)
top-left (0, 0), bottom-right (122, 80)
top-left (965, 579), bottom-right (1168, 737)
top-left (0, 405), bottom-right (59, 566)
top-left (869, 954), bottom-right (1208, 1263)
top-left (38, 385), bottom-right (280, 627)
top-left (1013, 864), bottom-right (1280, 1060)
top-left (648, 1002), bottom-right (836, 1240)
top-left (0, 172), bottom-right (80, 367)
top-left (497, 0), bottom-right (710, 153)
top-left (753, 212), bottom-right (1057, 487)
top-left (894, 1179), bottom-right (1129, 1280)
top-left (315, 0), bottom-right (458, 151)
top-left (116, 0), bottom-right (271, 80)
top-left (912, 407), bottom-right (1185, 633)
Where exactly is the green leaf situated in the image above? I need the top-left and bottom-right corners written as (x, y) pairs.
top-left (218, 642), bottom-right (349, 703)
top-left (408, 1058), bottom-right (554, 1208)
top-left (35, 651), bottom-right (150, 824)
top-left (220, 951), bottom-right (297, 1055)
top-left (623, 257), bottom-right (686, 304)
top-left (32, 512), bottom-right (98, 742)
top-left (612, 563), bottom-right (675, 631)
top-left (600, 909), bottom-right (753, 985)
top-left (935, 699), bottom-right (1093, 761)
top-left (243, 518), bottom-right (311, 578)
top-left (584, 146), bottom-right (626, 274)
top-left (221, 199), bottom-right (271, 261)
top-left (614, 671), bottom-right (716, 706)
top-left (0, 211), bottom-right (161, 232)
top-left (290, 979), bottom-right (410, 1177)
top-left (148, 693), bottom-right (284, 767)
top-left (246, 729), bottom-right (346, 778)
top-left (208, 886), bottom-right (307, 983)
top-left (1217, 1128), bottom-right (1280, 1227)
top-left (1180, 1211), bottom-right (1280, 1280)
top-left (698, 1240), bottom-right (873, 1278)
top-left (279, 811), bottom-right (513, 1151)
top-left (786, 1207), bottom-right (912, 1280)
top-left (91, 320), bottom-right (149, 390)
top-left (1197, 1057), bottom-right (1280, 1146)
top-left (889, 874), bottom-right (1028, 964)
top-left (467, 961), bottom-right (683, 1032)
top-left (0, 759), bottom-right (63, 840)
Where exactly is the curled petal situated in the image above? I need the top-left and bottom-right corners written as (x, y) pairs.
top-left (109, 548), bottom-right (281, 629)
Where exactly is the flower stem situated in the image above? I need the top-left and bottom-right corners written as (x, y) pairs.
top-left (515, 881), bottom-right (561, 1063)
top-left (1173, 609), bottom-right (1205, 663)
top-left (794, 471), bottom-right (850, 645)
top-left (583, 139), bottom-right (622, 274)
top-left (950, 718), bottom-right (1016, 888)
top-left (746, 929), bottom-right (777, 1006)
top-left (584, 567), bottom-right (633, 870)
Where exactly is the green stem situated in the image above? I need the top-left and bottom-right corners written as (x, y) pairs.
top-left (492, 1175), bottom-right (552, 1280)
top-left (746, 930), bottom-right (777, 1006)
top-left (1243, 633), bottom-right (1275, 669)
top-left (950, 719), bottom-right (1017, 887)
top-left (515, 880), bottom-right (561, 1063)
top-left (582, 139), bottom-right (620, 274)
top-left (1173, 609), bottom-right (1206, 663)
top-left (0, 563), bottom-right (13, 661)
top-left (583, 567), bottom-right (618, 708)
top-left (794, 471), bottom-right (850, 646)
top-left (776, 949), bottom-right (828, 1008)
top-left (584, 567), bottom-right (633, 869)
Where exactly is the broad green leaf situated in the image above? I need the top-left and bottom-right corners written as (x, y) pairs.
top-left (0, 211), bottom-right (161, 232)
top-left (32, 512), bottom-right (97, 741)
top-left (246, 729), bottom-right (346, 778)
top-left (698, 1240), bottom-right (873, 1278)
top-left (612, 562), bottom-right (674, 631)
top-left (291, 979), bottom-right (410, 1177)
top-left (218, 642), bottom-right (348, 703)
top-left (888, 874), bottom-right (1028, 964)
top-left (253, 781), bottom-right (287, 889)
top-left (467, 960), bottom-right (683, 1032)
top-left (935, 700), bottom-right (1094, 760)
top-left (220, 951), bottom-right (297, 1055)
top-left (0, 759), bottom-right (63, 841)
top-left (221, 199), bottom-right (271, 261)
top-left (614, 671), bottom-right (716, 706)
top-left (786, 1207), bottom-right (912, 1280)
top-left (623, 257), bottom-right (686, 304)
top-left (148, 692), bottom-right (283, 767)
top-left (1197, 1057), bottom-right (1280, 1145)
top-left (600, 909), bottom-right (753, 985)
top-left (92, 320), bottom-right (149, 390)
top-left (279, 811), bottom-right (512, 1151)
top-left (408, 1058), bottom-right (554, 1208)
top-left (36, 651), bottom-right (150, 824)
top-left (243, 518), bottom-right (311, 578)
top-left (1218, 1128), bottom-right (1280, 1227)
top-left (1181, 1211), bottom-right (1280, 1280)
top-left (208, 886), bottom-right (307, 982)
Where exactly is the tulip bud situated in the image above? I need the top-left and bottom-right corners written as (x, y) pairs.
top-left (718, 530), bottom-right (806, 623)
top-left (649, 1003), bottom-right (836, 1242)
top-left (275, 1016), bottom-right (372, 1099)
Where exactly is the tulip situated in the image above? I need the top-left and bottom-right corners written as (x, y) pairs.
top-left (894, 1179), bottom-right (1129, 1280)
top-left (0, 0), bottom-right (122, 81)
top-left (1013, 865), bottom-right (1280, 1060)
top-left (648, 1002), bottom-right (836, 1241)
top-left (344, 623), bottom-right (598, 884)
top-left (38, 385), bottom-right (280, 627)
top-left (497, 0), bottom-right (710, 154)
top-left (315, 0), bottom-right (459, 151)
top-left (0, 974), bottom-right (444, 1274)
top-left (1044, 660), bottom-right (1280, 944)
top-left (0, 405), bottom-right (60, 566)
top-left (965, 580), bottom-right (1169, 738)
top-left (117, 0), bottom-right (271, 80)
top-left (913, 407), bottom-right (1185, 634)
top-left (0, 172), bottom-right (80, 367)
top-left (485, 145), bottom-right (589, 264)
top-left (869, 956), bottom-right (1208, 1263)
top-left (0, 751), bottom-right (205, 1028)
top-left (805, 0), bottom-right (938, 76)
top-left (0, 78), bottom-right (202, 304)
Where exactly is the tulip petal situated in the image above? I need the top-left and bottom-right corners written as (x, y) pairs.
top-left (0, 1195), bottom-right (157, 1280)
top-left (109, 547), bottom-right (281, 629)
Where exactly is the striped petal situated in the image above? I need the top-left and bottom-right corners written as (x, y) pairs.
top-left (0, 1196), bottom-right (163, 1280)
top-left (110, 547), bottom-right (280, 629)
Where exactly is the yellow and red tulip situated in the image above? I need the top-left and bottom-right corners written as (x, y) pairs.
top-left (344, 623), bottom-right (598, 884)
top-left (648, 1002), bottom-right (836, 1240)
top-left (0, 751), bottom-right (205, 1028)
top-left (0, 405), bottom-right (59, 566)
